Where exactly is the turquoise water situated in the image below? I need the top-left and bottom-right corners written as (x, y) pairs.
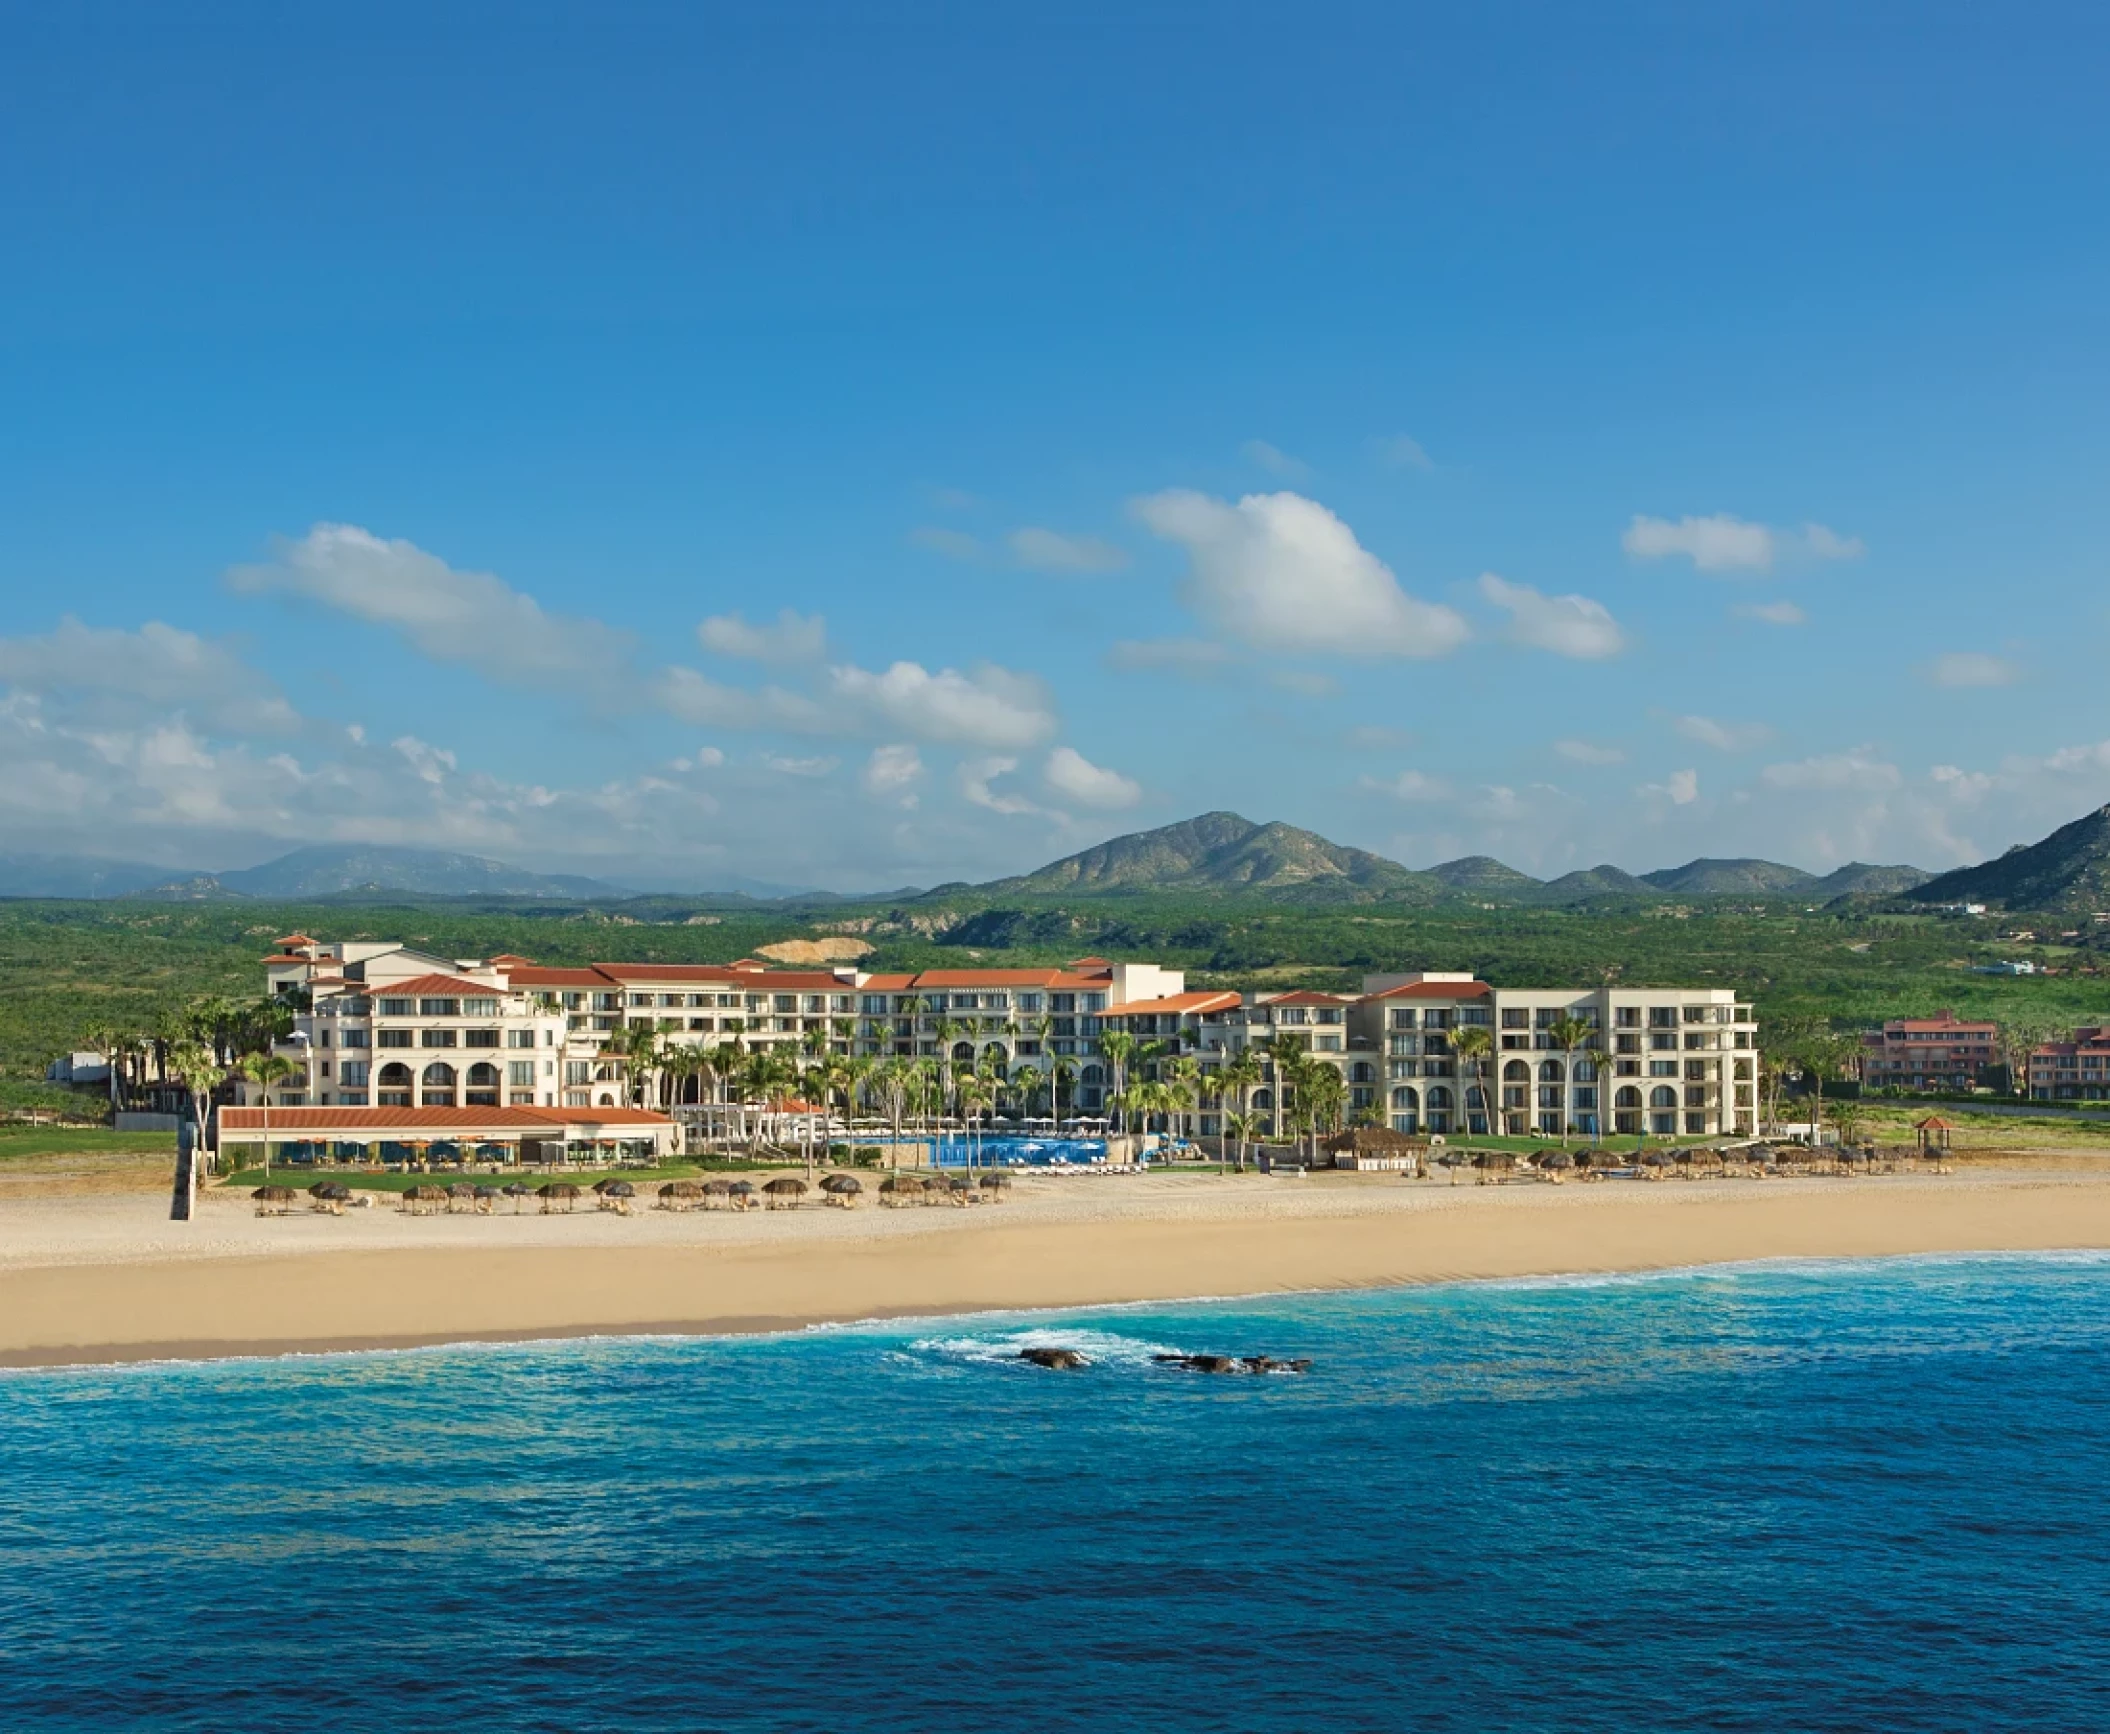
top-left (5, 1254), bottom-right (2110, 1730)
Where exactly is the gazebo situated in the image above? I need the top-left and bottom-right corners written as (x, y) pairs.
top-left (1321, 1126), bottom-right (1432, 1173)
top-left (1914, 1115), bottom-right (1956, 1156)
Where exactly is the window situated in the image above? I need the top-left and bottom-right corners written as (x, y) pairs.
top-left (378, 998), bottom-right (412, 1017)
top-left (378, 1029), bottom-right (412, 1049)
top-left (464, 1029), bottom-right (500, 1048)
top-left (1615, 1007), bottom-right (1640, 1029)
top-left (564, 1061), bottom-right (591, 1086)
top-left (463, 998), bottom-right (500, 1017)
top-left (1501, 1008), bottom-right (1529, 1029)
top-left (507, 1061), bottom-right (535, 1087)
top-left (1391, 1008), bottom-right (1418, 1030)
top-left (507, 1028), bottom-right (536, 1049)
top-left (419, 998), bottom-right (459, 1018)
top-left (340, 1061), bottom-right (369, 1088)
top-left (1649, 1060), bottom-right (1679, 1077)
top-left (341, 1028), bottom-right (370, 1048)
top-left (630, 993), bottom-right (653, 1007)
top-left (420, 1028), bottom-right (457, 1048)
top-left (1648, 1007), bottom-right (1677, 1028)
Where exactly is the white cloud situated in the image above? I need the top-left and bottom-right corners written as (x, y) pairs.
top-left (1133, 489), bottom-right (1469, 660)
top-left (910, 526), bottom-right (985, 561)
top-left (1269, 669), bottom-right (1339, 697)
top-left (229, 523), bottom-right (634, 688)
top-left (1360, 769), bottom-right (1452, 801)
top-left (1930, 764), bottom-right (1994, 802)
top-left (1736, 600), bottom-right (1807, 626)
top-left (1555, 739), bottom-right (1625, 765)
top-left (929, 487), bottom-right (979, 512)
top-left (651, 666), bottom-right (834, 734)
top-left (1638, 768), bottom-right (1701, 806)
top-left (393, 736), bottom-right (457, 784)
top-left (762, 753), bottom-right (837, 777)
top-left (957, 756), bottom-right (1041, 815)
top-left (1802, 523), bottom-right (1866, 560)
top-left (828, 661), bottom-right (1056, 750)
top-left (693, 746), bottom-right (726, 768)
top-left (1371, 434), bottom-right (1432, 471)
top-left (0, 618), bottom-right (300, 737)
top-left (1241, 440), bottom-right (1311, 479)
top-left (860, 744), bottom-right (924, 805)
top-left (2045, 740), bottom-right (2110, 774)
top-left (1044, 746), bottom-right (1141, 810)
top-left (1760, 748), bottom-right (1901, 792)
top-left (1930, 652), bottom-right (2020, 688)
top-left (1477, 572), bottom-right (1626, 660)
top-left (1008, 527), bottom-right (1130, 574)
top-left (1674, 714), bottom-right (1771, 752)
top-left (1107, 637), bottom-right (1231, 674)
top-left (1622, 515), bottom-right (1863, 575)
top-left (698, 609), bottom-right (827, 664)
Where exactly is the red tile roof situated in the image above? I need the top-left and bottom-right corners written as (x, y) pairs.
top-left (275, 934), bottom-right (317, 946)
top-left (371, 973), bottom-right (513, 997)
top-left (260, 954), bottom-right (311, 967)
top-left (1098, 992), bottom-right (1241, 1018)
top-left (1263, 990), bottom-right (1357, 1006)
top-left (508, 966), bottom-right (620, 988)
top-left (220, 1105), bottom-right (671, 1133)
top-left (911, 969), bottom-right (1072, 988)
top-left (1363, 980), bottom-right (1493, 1000)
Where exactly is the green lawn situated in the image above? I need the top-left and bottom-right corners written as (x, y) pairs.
top-left (0, 1127), bottom-right (174, 1163)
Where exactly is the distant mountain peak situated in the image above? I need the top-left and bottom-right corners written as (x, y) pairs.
top-left (1910, 804), bottom-right (2110, 913)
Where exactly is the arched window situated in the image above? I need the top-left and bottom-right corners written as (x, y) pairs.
top-left (981, 1044), bottom-right (1009, 1077)
top-left (466, 1062), bottom-right (500, 1087)
top-left (1252, 1088), bottom-right (1273, 1109)
top-left (1615, 1086), bottom-right (1642, 1109)
top-left (1503, 1059), bottom-right (1529, 1081)
top-left (1539, 1059), bottom-right (1564, 1082)
top-left (1650, 1085), bottom-right (1677, 1109)
top-left (1081, 1064), bottom-right (1104, 1086)
top-left (1349, 1061), bottom-right (1375, 1084)
top-left (378, 1062), bottom-right (412, 1087)
top-left (952, 1042), bottom-right (976, 1064)
top-left (1391, 1086), bottom-right (1419, 1110)
top-left (421, 1062), bottom-right (456, 1087)
top-left (1574, 1058), bottom-right (1597, 1085)
top-left (597, 1091), bottom-right (616, 1107)
top-left (1427, 1086), bottom-right (1453, 1110)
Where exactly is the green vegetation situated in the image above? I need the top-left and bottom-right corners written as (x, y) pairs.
top-left (0, 1127), bottom-right (175, 1163)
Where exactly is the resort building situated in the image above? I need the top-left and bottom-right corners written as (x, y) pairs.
top-left (2026, 1027), bottom-right (2110, 1101)
top-left (1859, 1012), bottom-right (2003, 1094)
top-left (251, 937), bottom-right (1758, 1142)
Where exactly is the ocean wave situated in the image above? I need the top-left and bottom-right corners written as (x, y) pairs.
top-left (901, 1325), bottom-right (1190, 1370)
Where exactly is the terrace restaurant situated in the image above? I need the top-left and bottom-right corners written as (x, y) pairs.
top-left (216, 1105), bottom-right (677, 1169)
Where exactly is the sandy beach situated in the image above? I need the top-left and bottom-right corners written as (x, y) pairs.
top-left (1, 1161), bottom-right (2107, 1367)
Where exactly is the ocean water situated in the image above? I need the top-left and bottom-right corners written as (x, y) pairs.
top-left (4, 1256), bottom-right (2110, 1731)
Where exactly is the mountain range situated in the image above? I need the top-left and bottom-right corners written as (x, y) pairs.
top-left (9, 803), bottom-right (2110, 913)
top-left (972, 813), bottom-right (1934, 908)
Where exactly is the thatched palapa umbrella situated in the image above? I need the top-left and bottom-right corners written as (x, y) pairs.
top-left (403, 1182), bottom-right (449, 1215)
top-left (978, 1171), bottom-right (1012, 1197)
top-left (659, 1179), bottom-right (702, 1211)
top-left (701, 1178), bottom-right (733, 1209)
top-left (503, 1180), bottom-right (533, 1212)
top-left (447, 1180), bottom-right (478, 1212)
top-left (537, 1181), bottom-right (582, 1214)
top-left (762, 1176), bottom-right (807, 1209)
top-left (820, 1173), bottom-right (863, 1206)
top-left (878, 1174), bottom-right (911, 1206)
top-left (473, 1184), bottom-right (499, 1213)
top-left (252, 1183), bottom-right (297, 1215)
top-left (727, 1179), bottom-right (757, 1210)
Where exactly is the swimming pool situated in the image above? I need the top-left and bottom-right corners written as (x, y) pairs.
top-left (926, 1136), bottom-right (1110, 1167)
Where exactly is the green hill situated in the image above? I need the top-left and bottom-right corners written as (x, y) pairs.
top-left (981, 812), bottom-right (1444, 904)
top-left (1909, 805), bottom-right (2110, 914)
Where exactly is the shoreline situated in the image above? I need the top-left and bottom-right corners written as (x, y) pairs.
top-left (5, 1170), bottom-right (2110, 1370)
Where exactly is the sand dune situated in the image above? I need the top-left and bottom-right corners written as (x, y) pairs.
top-left (3, 1168), bottom-right (2108, 1367)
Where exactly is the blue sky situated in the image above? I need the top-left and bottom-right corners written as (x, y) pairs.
top-left (4, 2), bottom-right (2108, 890)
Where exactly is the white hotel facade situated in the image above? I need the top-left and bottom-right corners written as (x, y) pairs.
top-left (256, 937), bottom-right (1758, 1141)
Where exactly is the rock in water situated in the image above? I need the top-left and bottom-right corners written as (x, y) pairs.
top-left (1018, 1347), bottom-right (1090, 1370)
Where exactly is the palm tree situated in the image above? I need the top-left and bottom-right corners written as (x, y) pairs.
top-left (1097, 1029), bottom-right (1137, 1133)
top-left (1165, 1055), bottom-right (1203, 1151)
top-left (235, 1051), bottom-right (299, 1182)
top-left (1546, 1014), bottom-right (1597, 1141)
top-left (167, 1037), bottom-right (222, 1184)
top-left (1218, 1049), bottom-right (1264, 1165)
top-left (1222, 1109), bottom-right (1256, 1174)
top-left (1450, 1026), bottom-right (1493, 1138)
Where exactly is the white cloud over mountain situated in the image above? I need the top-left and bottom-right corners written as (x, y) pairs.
top-left (1044, 746), bottom-right (1141, 809)
top-left (1133, 489), bottom-right (1469, 660)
